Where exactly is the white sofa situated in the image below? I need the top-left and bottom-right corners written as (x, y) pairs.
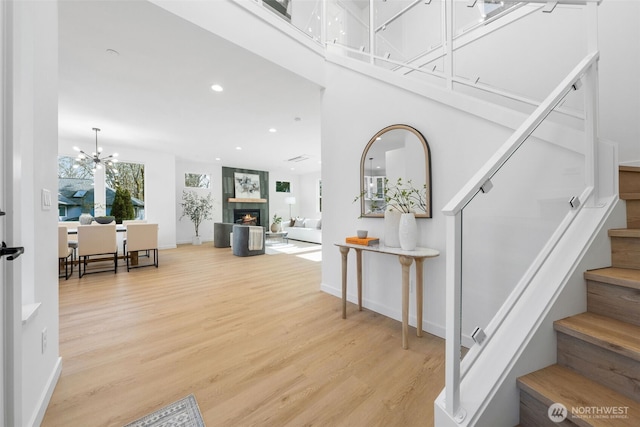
top-left (282, 218), bottom-right (322, 244)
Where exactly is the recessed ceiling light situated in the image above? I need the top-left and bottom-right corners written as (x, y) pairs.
top-left (215, 157), bottom-right (221, 161)
top-left (106, 48), bottom-right (119, 57)
top-left (269, 128), bottom-right (277, 133)
top-left (236, 146), bottom-right (242, 150)
top-left (211, 84), bottom-right (224, 92)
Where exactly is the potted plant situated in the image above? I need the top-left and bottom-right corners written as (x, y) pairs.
top-left (383, 178), bottom-right (426, 250)
top-left (355, 178), bottom-right (426, 250)
top-left (179, 190), bottom-right (213, 245)
top-left (271, 214), bottom-right (282, 232)
top-left (111, 187), bottom-right (135, 224)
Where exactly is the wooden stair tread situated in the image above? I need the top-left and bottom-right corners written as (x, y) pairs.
top-left (619, 165), bottom-right (640, 173)
top-left (608, 228), bottom-right (640, 238)
top-left (620, 192), bottom-right (640, 201)
top-left (554, 313), bottom-right (640, 362)
top-left (517, 364), bottom-right (640, 426)
top-left (584, 267), bottom-right (640, 290)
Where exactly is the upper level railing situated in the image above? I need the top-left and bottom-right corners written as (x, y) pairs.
top-left (247, 1), bottom-right (599, 118)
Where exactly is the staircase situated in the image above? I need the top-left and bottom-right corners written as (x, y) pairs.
top-left (516, 166), bottom-right (640, 426)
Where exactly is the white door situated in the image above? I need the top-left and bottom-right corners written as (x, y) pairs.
top-left (1, 1), bottom-right (7, 421)
top-left (1, 1), bottom-right (20, 424)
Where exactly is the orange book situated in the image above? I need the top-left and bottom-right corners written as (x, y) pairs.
top-left (345, 236), bottom-right (380, 246)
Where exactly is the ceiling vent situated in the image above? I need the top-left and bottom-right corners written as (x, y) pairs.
top-left (286, 155), bottom-right (310, 163)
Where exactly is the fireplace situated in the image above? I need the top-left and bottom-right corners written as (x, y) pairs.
top-left (233, 209), bottom-right (261, 226)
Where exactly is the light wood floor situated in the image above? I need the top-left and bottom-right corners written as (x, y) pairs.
top-left (43, 244), bottom-right (445, 427)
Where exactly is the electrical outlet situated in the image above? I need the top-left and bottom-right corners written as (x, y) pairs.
top-left (42, 328), bottom-right (47, 354)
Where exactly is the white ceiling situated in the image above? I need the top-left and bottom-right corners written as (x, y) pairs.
top-left (58, 0), bottom-right (323, 175)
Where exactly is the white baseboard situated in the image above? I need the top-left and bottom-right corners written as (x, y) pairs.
top-left (320, 282), bottom-right (473, 346)
top-left (28, 356), bottom-right (62, 427)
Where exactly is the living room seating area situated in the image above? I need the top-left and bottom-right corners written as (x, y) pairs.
top-left (282, 217), bottom-right (322, 244)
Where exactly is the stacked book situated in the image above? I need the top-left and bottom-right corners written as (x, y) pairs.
top-left (345, 236), bottom-right (380, 246)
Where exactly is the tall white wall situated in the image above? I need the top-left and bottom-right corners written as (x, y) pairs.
top-left (175, 158), bottom-right (221, 244)
top-left (298, 171), bottom-right (322, 219)
top-left (321, 62), bottom-right (515, 338)
top-left (599, 0), bottom-right (640, 163)
top-left (268, 171), bottom-right (300, 222)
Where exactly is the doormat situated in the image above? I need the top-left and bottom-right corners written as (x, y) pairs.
top-left (123, 394), bottom-right (205, 427)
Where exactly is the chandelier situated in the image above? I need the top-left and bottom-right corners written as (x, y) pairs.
top-left (73, 127), bottom-right (119, 172)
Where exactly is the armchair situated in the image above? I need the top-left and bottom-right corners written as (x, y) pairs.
top-left (232, 225), bottom-right (265, 257)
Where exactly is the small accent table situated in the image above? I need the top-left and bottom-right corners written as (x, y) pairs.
top-left (265, 231), bottom-right (289, 245)
top-left (335, 242), bottom-right (439, 349)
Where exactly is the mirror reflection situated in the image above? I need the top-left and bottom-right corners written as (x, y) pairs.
top-left (359, 124), bottom-right (431, 218)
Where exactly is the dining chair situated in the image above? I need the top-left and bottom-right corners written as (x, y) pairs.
top-left (123, 223), bottom-right (159, 271)
top-left (59, 221), bottom-right (80, 260)
top-left (122, 219), bottom-right (148, 253)
top-left (77, 224), bottom-right (118, 278)
top-left (58, 226), bottom-right (74, 279)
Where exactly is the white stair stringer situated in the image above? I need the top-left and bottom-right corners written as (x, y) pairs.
top-left (434, 194), bottom-right (625, 427)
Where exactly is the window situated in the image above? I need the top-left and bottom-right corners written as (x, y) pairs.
top-left (58, 156), bottom-right (145, 220)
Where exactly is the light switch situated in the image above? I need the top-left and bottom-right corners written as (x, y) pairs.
top-left (41, 189), bottom-right (51, 210)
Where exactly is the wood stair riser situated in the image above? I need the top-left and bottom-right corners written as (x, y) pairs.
top-left (519, 391), bottom-right (576, 427)
top-left (619, 168), bottom-right (640, 199)
top-left (610, 236), bottom-right (640, 270)
top-left (627, 200), bottom-right (640, 229)
top-left (587, 281), bottom-right (640, 327)
top-left (556, 333), bottom-right (640, 403)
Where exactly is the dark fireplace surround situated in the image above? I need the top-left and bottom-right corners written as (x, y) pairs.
top-left (222, 167), bottom-right (269, 227)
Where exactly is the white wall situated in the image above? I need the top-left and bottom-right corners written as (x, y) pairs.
top-left (321, 62), bottom-right (516, 338)
top-left (298, 171), bottom-right (322, 219)
top-left (268, 171), bottom-right (300, 222)
top-left (175, 158), bottom-right (222, 244)
top-left (598, 0), bottom-right (640, 163)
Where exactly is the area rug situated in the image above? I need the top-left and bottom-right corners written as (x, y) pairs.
top-left (265, 240), bottom-right (322, 260)
top-left (123, 394), bottom-right (205, 427)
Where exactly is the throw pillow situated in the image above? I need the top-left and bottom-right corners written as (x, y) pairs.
top-left (294, 218), bottom-right (305, 227)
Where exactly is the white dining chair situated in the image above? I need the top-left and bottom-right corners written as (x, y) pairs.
top-left (77, 224), bottom-right (118, 278)
top-left (123, 223), bottom-right (159, 271)
top-left (59, 221), bottom-right (80, 260)
top-left (58, 226), bottom-right (74, 280)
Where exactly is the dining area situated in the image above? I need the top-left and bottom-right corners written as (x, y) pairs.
top-left (58, 220), bottom-right (159, 279)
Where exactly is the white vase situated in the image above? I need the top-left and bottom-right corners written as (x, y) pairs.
top-left (384, 210), bottom-right (401, 247)
top-left (192, 236), bottom-right (202, 245)
top-left (79, 213), bottom-right (93, 225)
top-left (399, 213), bottom-right (417, 251)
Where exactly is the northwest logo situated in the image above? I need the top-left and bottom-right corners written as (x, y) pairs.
top-left (548, 403), bottom-right (568, 422)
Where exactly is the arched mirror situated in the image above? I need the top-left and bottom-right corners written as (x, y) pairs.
top-left (359, 124), bottom-right (432, 218)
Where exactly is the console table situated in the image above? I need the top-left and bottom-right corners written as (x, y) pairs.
top-left (335, 242), bottom-right (439, 349)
